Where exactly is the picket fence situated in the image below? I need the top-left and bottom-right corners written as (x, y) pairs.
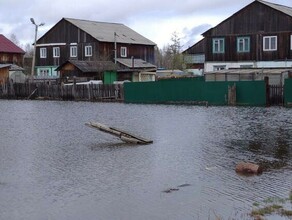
top-left (0, 82), bottom-right (124, 102)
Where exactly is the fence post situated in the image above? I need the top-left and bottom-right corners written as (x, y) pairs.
top-left (228, 83), bottom-right (236, 106)
top-left (265, 76), bottom-right (270, 107)
top-left (89, 83), bottom-right (94, 101)
top-left (73, 77), bottom-right (76, 100)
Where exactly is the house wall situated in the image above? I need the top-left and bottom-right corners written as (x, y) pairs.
top-left (204, 1), bottom-right (292, 63)
top-left (204, 2), bottom-right (292, 36)
top-left (124, 77), bottom-right (266, 106)
top-left (205, 61), bottom-right (292, 72)
top-left (205, 32), bottom-right (292, 62)
top-left (0, 53), bottom-right (24, 67)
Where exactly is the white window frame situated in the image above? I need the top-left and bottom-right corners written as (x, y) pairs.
top-left (53, 47), bottom-right (60, 58)
top-left (212, 38), bottom-right (225, 54)
top-left (70, 46), bottom-right (77, 57)
top-left (38, 68), bottom-right (50, 77)
top-left (213, 65), bottom-right (226, 71)
top-left (263, 36), bottom-right (277, 51)
top-left (85, 46), bottom-right (92, 57)
top-left (237, 37), bottom-right (250, 53)
top-left (121, 47), bottom-right (127, 57)
top-left (40, 48), bottom-right (47, 58)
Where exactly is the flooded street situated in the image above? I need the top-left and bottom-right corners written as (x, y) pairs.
top-left (0, 100), bottom-right (291, 220)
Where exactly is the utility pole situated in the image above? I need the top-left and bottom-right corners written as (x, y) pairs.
top-left (114, 32), bottom-right (117, 64)
top-left (30, 18), bottom-right (44, 80)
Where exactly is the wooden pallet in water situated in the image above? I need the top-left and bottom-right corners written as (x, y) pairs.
top-left (85, 121), bottom-right (153, 145)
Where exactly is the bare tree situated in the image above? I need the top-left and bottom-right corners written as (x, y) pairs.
top-left (169, 31), bottom-right (183, 70)
top-left (9, 33), bottom-right (20, 46)
top-left (24, 43), bottom-right (34, 57)
top-left (156, 32), bottom-right (184, 70)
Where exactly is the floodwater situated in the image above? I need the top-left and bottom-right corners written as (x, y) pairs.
top-left (0, 100), bottom-right (291, 220)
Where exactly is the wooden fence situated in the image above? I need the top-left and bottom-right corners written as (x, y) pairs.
top-left (0, 82), bottom-right (124, 102)
top-left (268, 84), bottom-right (284, 106)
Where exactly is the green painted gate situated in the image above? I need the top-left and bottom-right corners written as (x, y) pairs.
top-left (103, 71), bottom-right (117, 84)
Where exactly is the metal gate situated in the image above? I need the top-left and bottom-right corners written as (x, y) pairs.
top-left (268, 85), bottom-right (284, 106)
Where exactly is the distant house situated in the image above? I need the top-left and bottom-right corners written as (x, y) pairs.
top-left (0, 34), bottom-right (26, 84)
top-left (0, 34), bottom-right (25, 67)
top-left (183, 38), bottom-right (206, 74)
top-left (35, 18), bottom-right (157, 82)
top-left (184, 0), bottom-right (292, 77)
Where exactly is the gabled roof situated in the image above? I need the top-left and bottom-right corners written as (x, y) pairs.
top-left (116, 58), bottom-right (157, 69)
top-left (0, 34), bottom-right (25, 54)
top-left (64, 18), bottom-right (156, 46)
top-left (203, 0), bottom-right (292, 36)
top-left (182, 38), bottom-right (206, 54)
top-left (56, 60), bottom-right (117, 72)
top-left (258, 0), bottom-right (292, 17)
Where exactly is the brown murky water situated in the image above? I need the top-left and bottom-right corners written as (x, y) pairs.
top-left (0, 100), bottom-right (291, 219)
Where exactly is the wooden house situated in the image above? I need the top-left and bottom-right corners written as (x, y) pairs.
top-left (183, 38), bottom-right (206, 75)
top-left (0, 34), bottom-right (25, 67)
top-left (184, 0), bottom-right (292, 73)
top-left (35, 18), bottom-right (157, 81)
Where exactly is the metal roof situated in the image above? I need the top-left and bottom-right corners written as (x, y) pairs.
top-left (116, 58), bottom-right (156, 69)
top-left (56, 60), bottom-right (117, 72)
top-left (65, 18), bottom-right (156, 46)
top-left (0, 34), bottom-right (25, 54)
top-left (0, 64), bottom-right (11, 69)
top-left (0, 64), bottom-right (24, 71)
top-left (258, 0), bottom-right (292, 17)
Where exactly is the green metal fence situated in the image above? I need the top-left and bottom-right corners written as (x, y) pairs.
top-left (124, 77), bottom-right (266, 106)
top-left (284, 78), bottom-right (292, 107)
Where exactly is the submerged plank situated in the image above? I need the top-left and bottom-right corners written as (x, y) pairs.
top-left (85, 121), bottom-right (153, 144)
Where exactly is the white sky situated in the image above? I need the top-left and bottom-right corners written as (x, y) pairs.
top-left (0, 0), bottom-right (289, 50)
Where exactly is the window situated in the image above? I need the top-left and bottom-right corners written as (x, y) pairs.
top-left (38, 68), bottom-right (50, 77)
top-left (40, 48), bottom-right (47, 58)
top-left (70, 46), bottom-right (77, 57)
top-left (213, 38), bottom-right (225, 53)
top-left (121, 47), bottom-right (127, 57)
top-left (85, 46), bottom-right (92, 57)
top-left (213, 65), bottom-right (226, 71)
top-left (53, 47), bottom-right (60, 58)
top-left (290, 35), bottom-right (292, 50)
top-left (237, 37), bottom-right (250, 52)
top-left (263, 36), bottom-right (277, 51)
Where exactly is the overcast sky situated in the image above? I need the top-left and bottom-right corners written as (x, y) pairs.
top-left (0, 0), bottom-right (289, 50)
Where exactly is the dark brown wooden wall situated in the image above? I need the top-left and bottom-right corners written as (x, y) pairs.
top-left (204, 1), bottom-right (292, 62)
top-left (0, 53), bottom-right (24, 67)
top-left (183, 38), bottom-right (206, 54)
top-left (205, 2), bottom-right (292, 36)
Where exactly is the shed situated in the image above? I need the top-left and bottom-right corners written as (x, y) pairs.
top-left (115, 58), bottom-right (156, 81)
top-left (56, 60), bottom-right (117, 82)
top-left (0, 64), bottom-right (26, 84)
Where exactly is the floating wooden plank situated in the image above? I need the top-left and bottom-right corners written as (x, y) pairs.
top-left (85, 121), bottom-right (153, 144)
top-left (27, 88), bottom-right (38, 100)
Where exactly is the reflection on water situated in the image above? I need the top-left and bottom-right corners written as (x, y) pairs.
top-left (0, 100), bottom-right (291, 220)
